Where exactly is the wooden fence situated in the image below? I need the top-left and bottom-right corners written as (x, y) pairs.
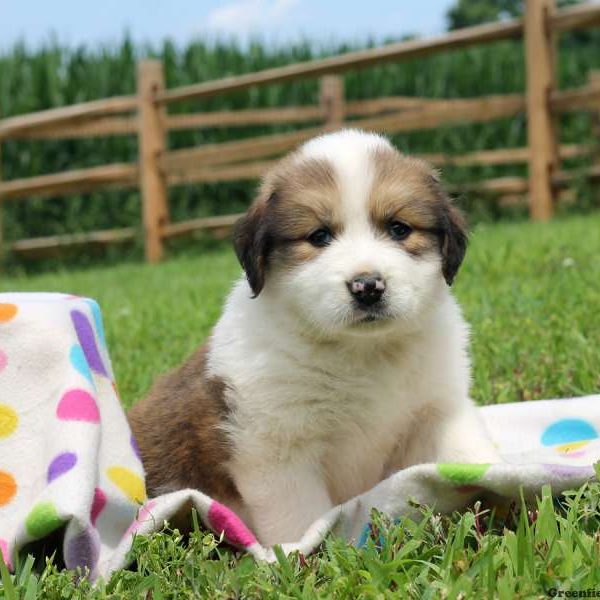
top-left (1, 0), bottom-right (600, 262)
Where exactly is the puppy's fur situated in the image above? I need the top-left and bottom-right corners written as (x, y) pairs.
top-left (128, 130), bottom-right (499, 546)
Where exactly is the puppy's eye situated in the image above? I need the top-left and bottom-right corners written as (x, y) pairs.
top-left (307, 228), bottom-right (333, 247)
top-left (387, 220), bottom-right (412, 241)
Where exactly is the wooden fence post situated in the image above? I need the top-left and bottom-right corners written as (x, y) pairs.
top-left (137, 59), bottom-right (169, 263)
top-left (320, 76), bottom-right (345, 127)
top-left (0, 128), bottom-right (4, 263)
top-left (0, 144), bottom-right (3, 263)
top-left (525, 0), bottom-right (559, 221)
top-left (589, 70), bottom-right (600, 166)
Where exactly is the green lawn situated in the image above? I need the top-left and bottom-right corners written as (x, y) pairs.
top-left (1, 214), bottom-right (600, 598)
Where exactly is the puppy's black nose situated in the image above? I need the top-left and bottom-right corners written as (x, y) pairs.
top-left (347, 272), bottom-right (386, 307)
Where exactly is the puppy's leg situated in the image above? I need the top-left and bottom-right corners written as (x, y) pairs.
top-left (397, 404), bottom-right (500, 469)
top-left (428, 406), bottom-right (500, 464)
top-left (232, 453), bottom-right (333, 546)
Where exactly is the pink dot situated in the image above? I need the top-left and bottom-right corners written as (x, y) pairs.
top-left (90, 488), bottom-right (107, 526)
top-left (125, 500), bottom-right (157, 537)
top-left (0, 539), bottom-right (10, 570)
top-left (0, 351), bottom-right (6, 373)
top-left (56, 389), bottom-right (100, 423)
top-left (208, 501), bottom-right (257, 548)
top-left (566, 451), bottom-right (586, 459)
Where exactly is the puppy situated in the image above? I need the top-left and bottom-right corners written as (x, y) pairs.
top-left (128, 129), bottom-right (499, 546)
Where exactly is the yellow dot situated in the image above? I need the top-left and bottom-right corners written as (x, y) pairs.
top-left (107, 466), bottom-right (146, 503)
top-left (0, 405), bottom-right (18, 438)
top-left (557, 440), bottom-right (588, 454)
top-left (0, 304), bottom-right (17, 323)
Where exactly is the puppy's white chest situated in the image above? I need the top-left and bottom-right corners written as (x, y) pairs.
top-left (321, 413), bottom-right (406, 504)
top-left (287, 362), bottom-right (419, 502)
top-left (274, 352), bottom-right (414, 435)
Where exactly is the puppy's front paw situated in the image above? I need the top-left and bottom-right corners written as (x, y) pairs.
top-left (233, 459), bottom-right (334, 546)
top-left (436, 408), bottom-right (501, 465)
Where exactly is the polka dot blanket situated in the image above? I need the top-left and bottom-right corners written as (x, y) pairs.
top-left (0, 293), bottom-right (598, 582)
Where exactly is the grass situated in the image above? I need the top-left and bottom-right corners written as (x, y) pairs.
top-left (1, 214), bottom-right (599, 597)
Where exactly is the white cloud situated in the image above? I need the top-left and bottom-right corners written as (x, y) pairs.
top-left (205, 0), bottom-right (299, 36)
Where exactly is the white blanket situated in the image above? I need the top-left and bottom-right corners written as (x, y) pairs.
top-left (0, 293), bottom-right (597, 581)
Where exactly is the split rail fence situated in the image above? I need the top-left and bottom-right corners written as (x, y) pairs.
top-left (0, 0), bottom-right (599, 262)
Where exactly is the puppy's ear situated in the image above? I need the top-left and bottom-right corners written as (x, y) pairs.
top-left (233, 194), bottom-right (274, 297)
top-left (440, 203), bottom-right (468, 286)
top-left (428, 173), bottom-right (468, 286)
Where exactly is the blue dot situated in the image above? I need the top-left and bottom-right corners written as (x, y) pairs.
top-left (85, 299), bottom-right (107, 348)
top-left (356, 519), bottom-right (401, 549)
top-left (541, 419), bottom-right (598, 446)
top-left (70, 345), bottom-right (93, 385)
top-left (357, 523), bottom-right (371, 548)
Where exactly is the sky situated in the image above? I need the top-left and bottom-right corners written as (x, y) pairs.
top-left (0, 0), bottom-right (456, 51)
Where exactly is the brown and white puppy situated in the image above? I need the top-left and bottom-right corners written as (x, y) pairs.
top-left (128, 129), bottom-right (499, 546)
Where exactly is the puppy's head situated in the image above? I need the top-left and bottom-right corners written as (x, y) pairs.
top-left (234, 129), bottom-right (467, 337)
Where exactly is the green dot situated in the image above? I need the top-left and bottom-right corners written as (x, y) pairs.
top-left (25, 502), bottom-right (64, 539)
top-left (437, 463), bottom-right (490, 484)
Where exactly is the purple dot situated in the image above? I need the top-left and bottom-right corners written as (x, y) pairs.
top-left (70, 310), bottom-right (108, 377)
top-left (47, 453), bottom-right (77, 483)
top-left (131, 435), bottom-right (142, 461)
top-left (65, 527), bottom-right (100, 572)
top-left (542, 463), bottom-right (596, 478)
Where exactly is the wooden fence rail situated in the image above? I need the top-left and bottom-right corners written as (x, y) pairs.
top-left (153, 2), bottom-right (600, 105)
top-left (0, 0), bottom-right (599, 263)
top-left (0, 96), bottom-right (137, 140)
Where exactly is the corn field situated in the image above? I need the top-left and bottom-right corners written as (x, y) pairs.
top-left (1, 33), bottom-right (599, 257)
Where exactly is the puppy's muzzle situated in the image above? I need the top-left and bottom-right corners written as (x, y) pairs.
top-left (347, 272), bottom-right (386, 307)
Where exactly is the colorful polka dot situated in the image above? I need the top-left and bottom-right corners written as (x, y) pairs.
top-left (65, 527), bottom-right (100, 572)
top-left (69, 345), bottom-right (93, 385)
top-left (86, 300), bottom-right (107, 349)
top-left (356, 521), bottom-right (388, 550)
top-left (0, 539), bottom-right (10, 569)
top-left (25, 502), bottom-right (63, 539)
top-left (0, 304), bottom-right (18, 323)
top-left (437, 463), bottom-right (490, 484)
top-left (90, 488), bottom-right (107, 526)
top-left (0, 471), bottom-right (17, 506)
top-left (0, 405), bottom-right (18, 438)
top-left (56, 389), bottom-right (100, 423)
top-left (357, 523), bottom-right (372, 548)
top-left (542, 464), bottom-right (596, 478)
top-left (541, 419), bottom-right (598, 446)
top-left (130, 435), bottom-right (142, 461)
top-left (125, 500), bottom-right (157, 537)
top-left (47, 452), bottom-right (77, 483)
top-left (107, 466), bottom-right (146, 503)
top-left (557, 440), bottom-right (589, 452)
top-left (556, 440), bottom-right (589, 458)
top-left (208, 501), bottom-right (257, 548)
top-left (71, 310), bottom-right (108, 377)
top-left (0, 351), bottom-right (7, 373)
